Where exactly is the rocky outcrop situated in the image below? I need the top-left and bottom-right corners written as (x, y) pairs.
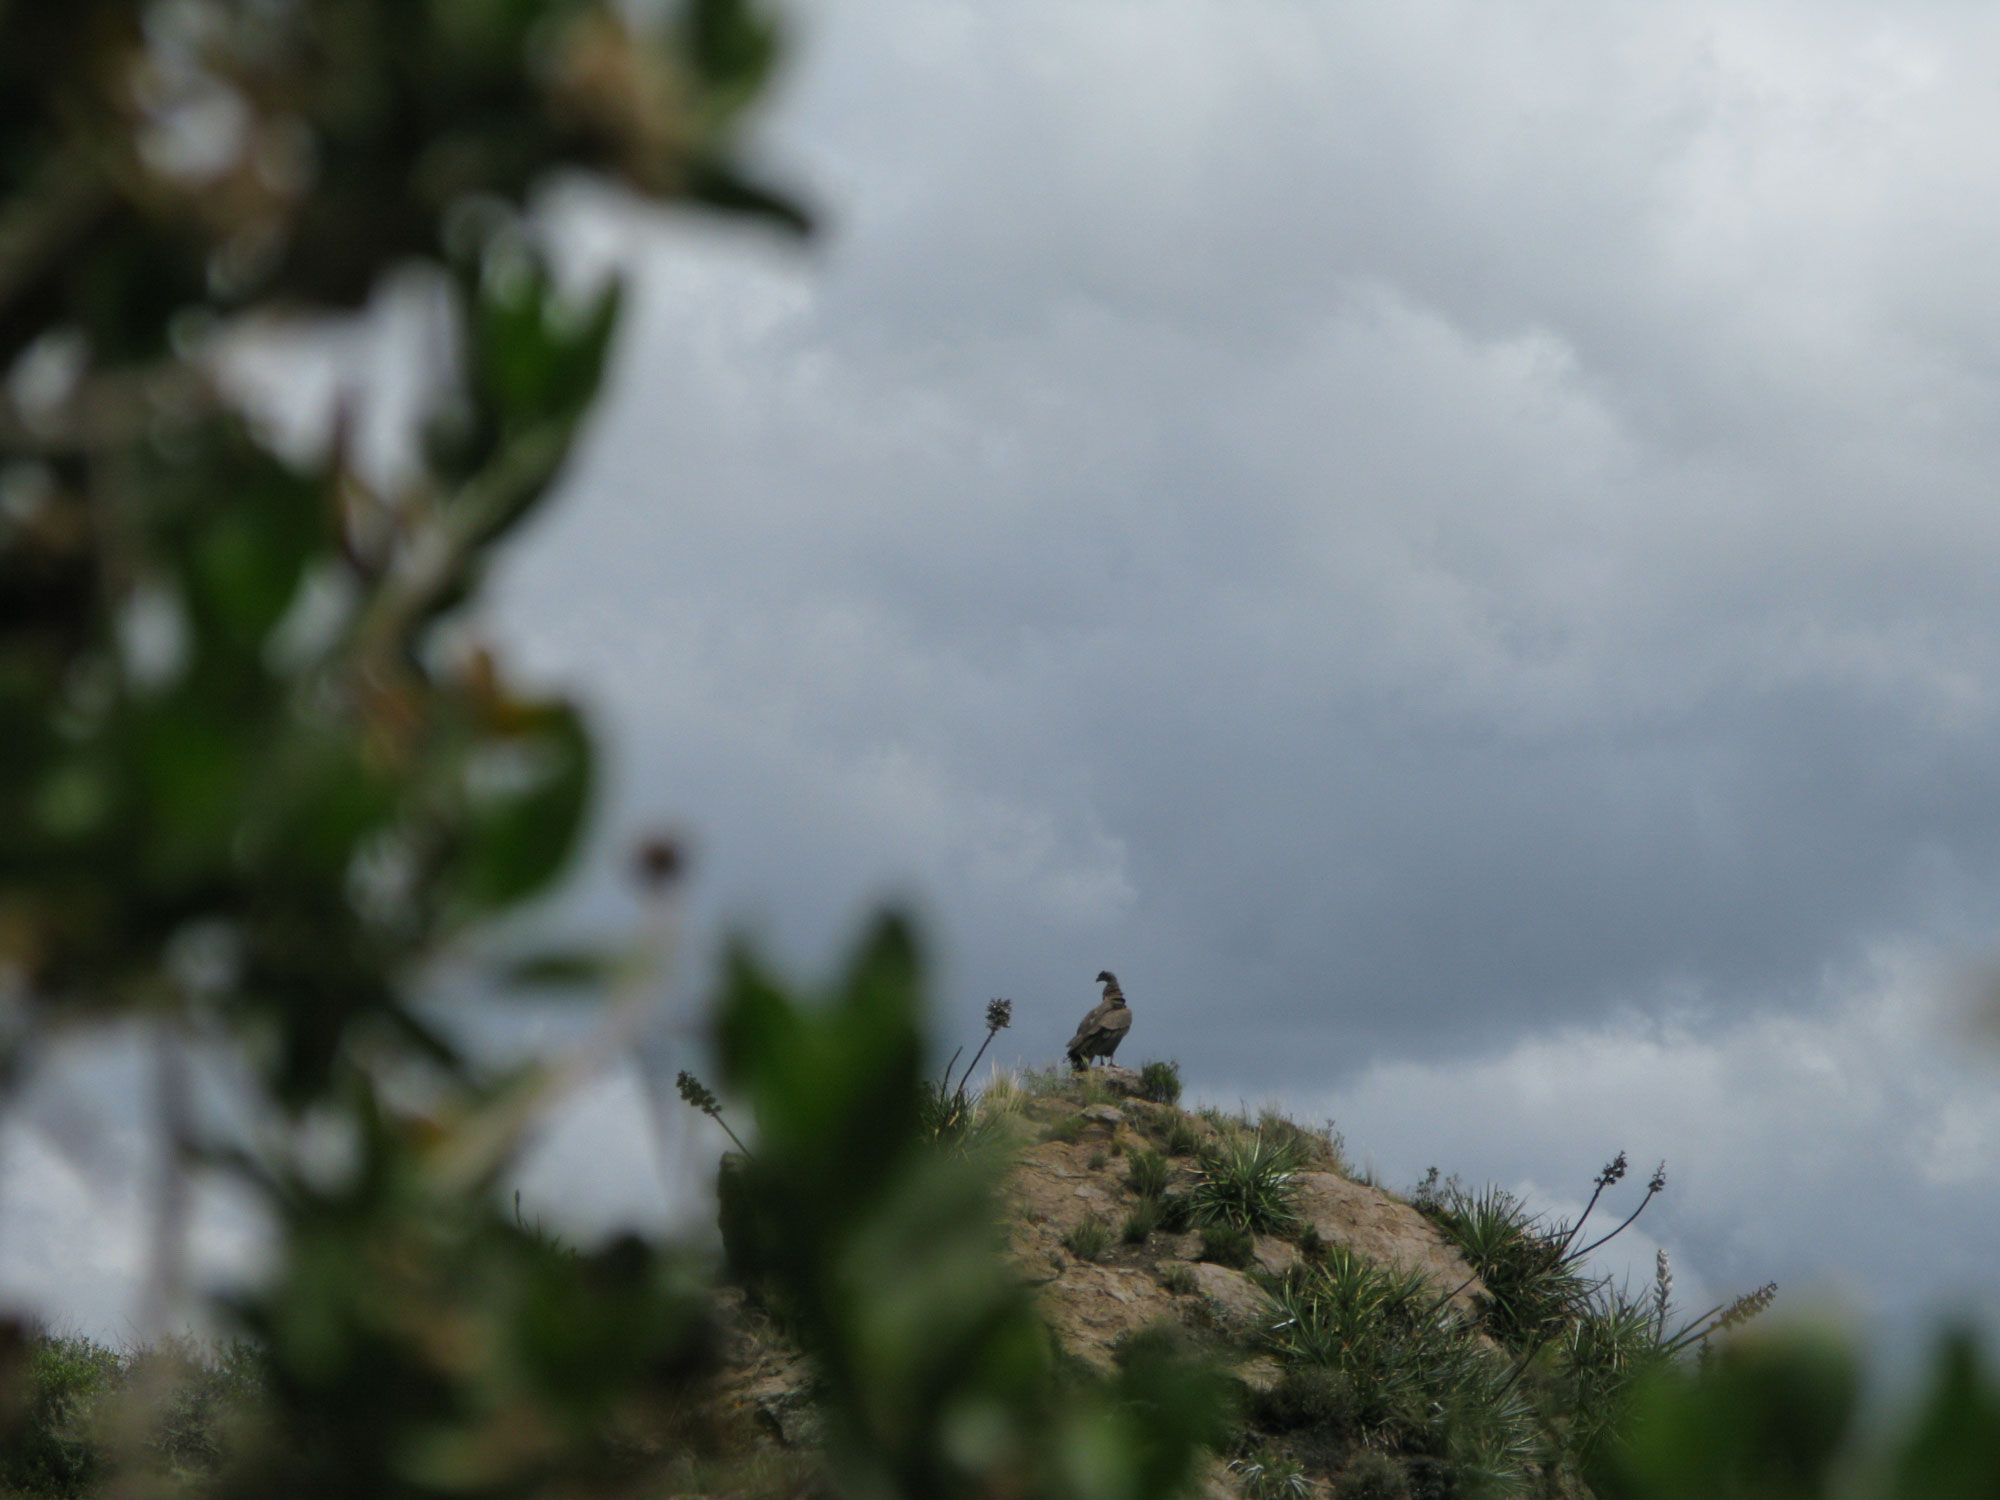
top-left (998, 1099), bottom-right (1484, 1380)
top-left (707, 1074), bottom-right (1486, 1482)
top-left (1294, 1172), bottom-right (1483, 1312)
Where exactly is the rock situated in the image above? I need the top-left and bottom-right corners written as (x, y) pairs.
top-left (1188, 1263), bottom-right (1273, 1330)
top-left (742, 1361), bottom-right (823, 1447)
top-left (1293, 1172), bottom-right (1484, 1310)
top-left (1081, 1064), bottom-right (1144, 1096)
top-left (1235, 1356), bottom-right (1285, 1395)
top-left (1034, 1263), bottom-right (1184, 1372)
top-left (1252, 1235), bottom-right (1301, 1278)
top-left (1080, 1103), bottom-right (1126, 1126)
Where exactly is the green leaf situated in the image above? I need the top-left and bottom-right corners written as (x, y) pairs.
top-left (1605, 1331), bottom-right (1859, 1500)
top-left (451, 702), bottom-right (593, 911)
top-left (1887, 1329), bottom-right (2000, 1500)
top-left (499, 948), bottom-right (621, 992)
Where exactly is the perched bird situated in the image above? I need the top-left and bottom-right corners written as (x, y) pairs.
top-left (1066, 971), bottom-right (1132, 1071)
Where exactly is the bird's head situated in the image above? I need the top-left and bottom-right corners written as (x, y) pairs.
top-left (1096, 970), bottom-right (1116, 985)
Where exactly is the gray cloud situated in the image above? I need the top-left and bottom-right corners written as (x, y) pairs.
top-left (497, 3), bottom-right (2000, 1083)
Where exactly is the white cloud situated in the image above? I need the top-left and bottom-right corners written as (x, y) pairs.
top-left (1296, 942), bottom-right (2000, 1340)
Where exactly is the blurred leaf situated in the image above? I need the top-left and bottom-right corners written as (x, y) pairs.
top-left (1603, 1330), bottom-right (1859, 1500)
top-left (451, 702), bottom-right (593, 911)
top-left (499, 947), bottom-right (622, 991)
top-left (1884, 1329), bottom-right (2000, 1500)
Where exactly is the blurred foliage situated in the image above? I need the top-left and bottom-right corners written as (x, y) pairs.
top-left (1, 0), bottom-right (802, 1495)
top-left (1597, 1326), bottom-right (2000, 1500)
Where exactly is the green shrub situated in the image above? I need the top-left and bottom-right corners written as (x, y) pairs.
top-left (2, 1334), bottom-right (122, 1499)
top-left (1165, 1117), bottom-right (1203, 1158)
top-left (1137, 1060), bottom-right (1183, 1105)
top-left (1158, 1191), bottom-right (1195, 1233)
top-left (1332, 1449), bottom-right (1413, 1500)
top-left (1254, 1364), bottom-right (1358, 1435)
top-left (1199, 1224), bottom-right (1255, 1269)
top-left (1064, 1215), bottom-right (1111, 1263)
top-left (1121, 1200), bottom-right (1162, 1245)
top-left (1161, 1265), bottom-right (1198, 1296)
top-left (1190, 1132), bottom-right (1303, 1235)
top-left (1126, 1148), bottom-right (1170, 1201)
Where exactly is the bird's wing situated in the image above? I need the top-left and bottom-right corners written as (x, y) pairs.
top-left (1067, 1000), bottom-right (1112, 1050)
top-left (1101, 1005), bottom-right (1132, 1037)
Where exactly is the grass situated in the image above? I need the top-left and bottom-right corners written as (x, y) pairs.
top-left (1163, 1116), bottom-right (1202, 1158)
top-left (1189, 1132), bottom-right (1303, 1235)
top-left (1125, 1148), bottom-right (1169, 1201)
top-left (1160, 1265), bottom-right (1197, 1296)
top-left (1063, 1215), bottom-right (1111, 1263)
top-left (1039, 1114), bottom-right (1086, 1145)
top-left (977, 1069), bottom-right (1026, 1118)
top-left (1120, 1200), bottom-right (1162, 1245)
top-left (1136, 1060), bottom-right (1182, 1105)
top-left (1198, 1224), bottom-right (1255, 1269)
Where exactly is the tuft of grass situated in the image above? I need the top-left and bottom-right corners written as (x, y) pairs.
top-left (1063, 1215), bottom-right (1111, 1263)
top-left (978, 1069), bottom-right (1026, 1118)
top-left (1039, 1114), bottom-right (1086, 1145)
top-left (1121, 1200), bottom-right (1161, 1245)
top-left (1136, 1060), bottom-right (1183, 1105)
top-left (1125, 1148), bottom-right (1169, 1202)
top-left (1087, 1150), bottom-right (1109, 1171)
top-left (1163, 1116), bottom-right (1202, 1158)
top-left (1160, 1265), bottom-right (1197, 1296)
top-left (1189, 1132), bottom-right (1302, 1235)
top-left (1157, 1192), bottom-right (1194, 1233)
top-left (1198, 1224), bottom-right (1255, 1269)
top-left (1021, 1067), bottom-right (1071, 1098)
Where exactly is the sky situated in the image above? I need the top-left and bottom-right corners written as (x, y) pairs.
top-left (10, 0), bottom-right (2000, 1364)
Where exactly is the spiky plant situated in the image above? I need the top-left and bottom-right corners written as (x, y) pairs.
top-left (1432, 1185), bottom-right (1593, 1350)
top-left (1189, 1132), bottom-right (1303, 1235)
top-left (1266, 1250), bottom-right (1538, 1497)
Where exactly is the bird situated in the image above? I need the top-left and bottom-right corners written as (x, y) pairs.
top-left (1066, 971), bottom-right (1132, 1071)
